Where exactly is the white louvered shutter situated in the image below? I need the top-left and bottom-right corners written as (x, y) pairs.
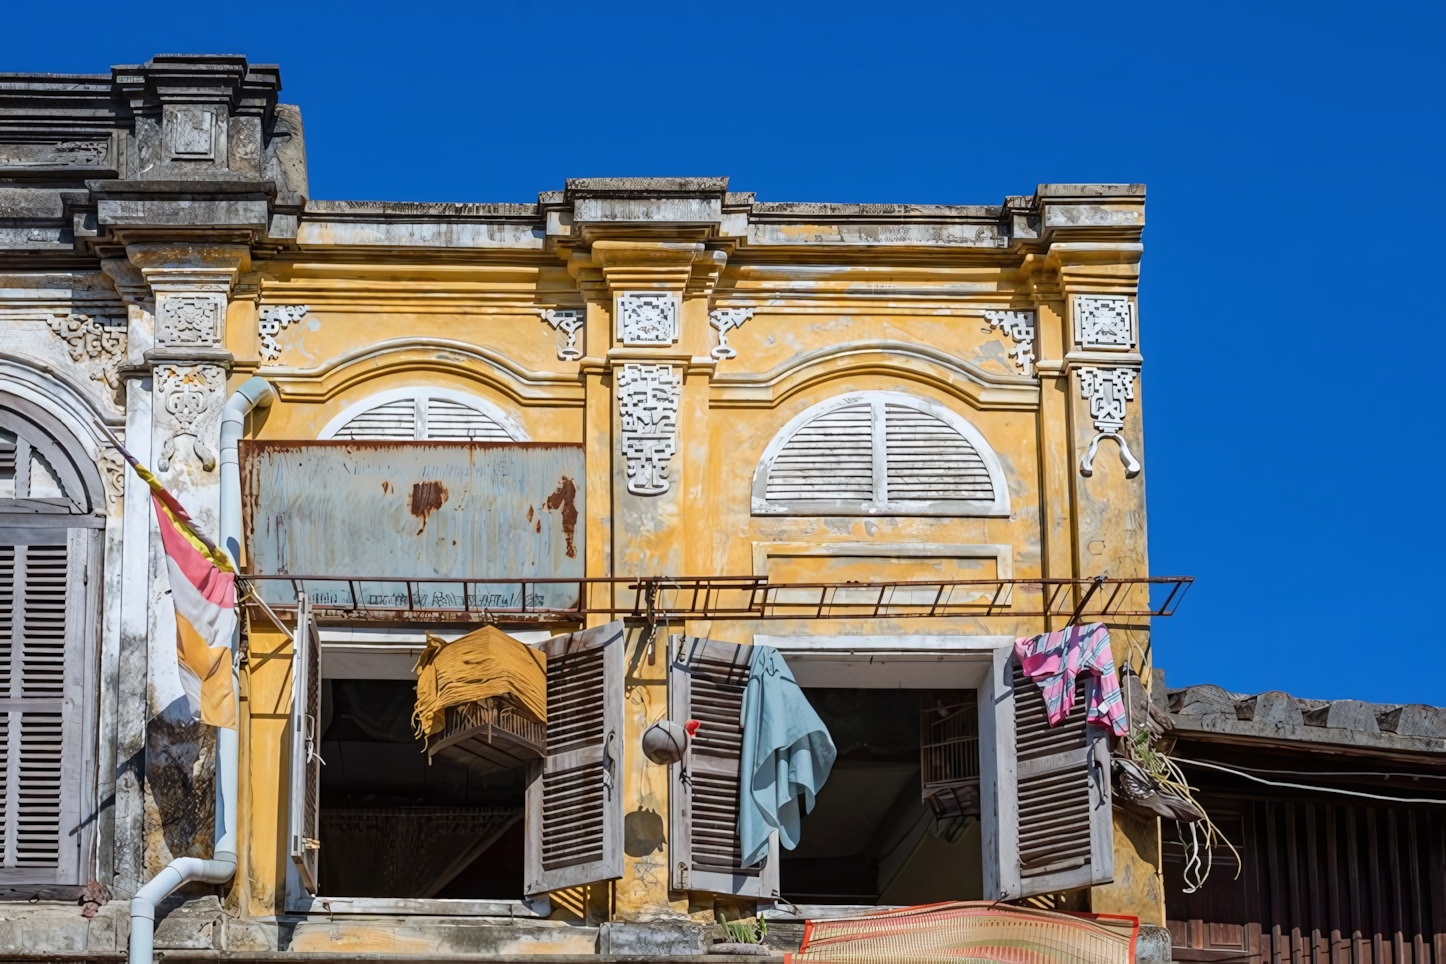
top-left (524, 621), bottom-right (625, 895)
top-left (330, 393), bottom-right (516, 441)
top-left (289, 593), bottom-right (323, 894)
top-left (422, 397), bottom-right (512, 440)
top-left (883, 403), bottom-right (994, 502)
top-left (764, 403), bottom-right (874, 503)
top-left (669, 636), bottom-right (779, 897)
top-left (998, 656), bottom-right (1114, 898)
top-left (0, 526), bottom-right (95, 886)
top-left (331, 398), bottom-right (418, 440)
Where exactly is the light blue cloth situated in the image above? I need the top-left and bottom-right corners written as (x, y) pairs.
top-left (737, 646), bottom-right (836, 868)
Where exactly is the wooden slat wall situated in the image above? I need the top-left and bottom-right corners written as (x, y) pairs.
top-left (1166, 792), bottom-right (1446, 964)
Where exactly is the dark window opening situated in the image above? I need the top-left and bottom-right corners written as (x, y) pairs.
top-left (780, 688), bottom-right (983, 906)
top-left (317, 678), bottom-right (526, 899)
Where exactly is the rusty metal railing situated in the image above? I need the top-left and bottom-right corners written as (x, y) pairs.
top-left (240, 574), bottom-right (1191, 624)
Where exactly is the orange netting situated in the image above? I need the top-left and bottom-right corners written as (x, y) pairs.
top-left (788, 901), bottom-right (1138, 964)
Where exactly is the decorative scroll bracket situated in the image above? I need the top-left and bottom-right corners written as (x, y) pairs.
top-left (1078, 366), bottom-right (1141, 479)
top-left (709, 307), bottom-right (755, 361)
top-left (541, 309), bottom-right (584, 361)
top-left (982, 309), bottom-right (1036, 377)
top-left (259, 305), bottom-right (310, 362)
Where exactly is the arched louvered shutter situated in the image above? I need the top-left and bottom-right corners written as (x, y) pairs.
top-left (422, 397), bottom-right (513, 441)
top-left (0, 401), bottom-right (102, 892)
top-left (993, 657), bottom-right (1114, 899)
top-left (752, 392), bottom-right (1010, 517)
top-left (669, 635), bottom-right (779, 897)
top-left (883, 403), bottom-right (994, 502)
top-left (331, 398), bottom-right (417, 440)
top-left (323, 390), bottom-right (525, 442)
top-left (764, 404), bottom-right (874, 503)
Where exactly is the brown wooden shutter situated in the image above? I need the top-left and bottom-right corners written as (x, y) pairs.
top-left (0, 525), bottom-right (96, 887)
top-left (998, 655), bottom-right (1114, 898)
top-left (288, 593), bottom-right (322, 894)
top-left (524, 621), bottom-right (625, 895)
top-left (668, 635), bottom-right (779, 898)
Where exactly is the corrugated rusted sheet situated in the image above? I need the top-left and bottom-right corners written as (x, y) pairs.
top-left (241, 442), bottom-right (583, 611)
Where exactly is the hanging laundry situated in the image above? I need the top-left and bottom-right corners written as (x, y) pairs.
top-left (1013, 622), bottom-right (1128, 737)
top-left (738, 646), bottom-right (837, 868)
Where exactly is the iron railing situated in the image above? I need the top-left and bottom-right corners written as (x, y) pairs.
top-left (240, 574), bottom-right (1192, 624)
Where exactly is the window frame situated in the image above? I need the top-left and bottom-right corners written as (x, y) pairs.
top-left (750, 392), bottom-right (1010, 517)
top-left (317, 387), bottom-right (530, 442)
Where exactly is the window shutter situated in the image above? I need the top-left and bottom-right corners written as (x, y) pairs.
top-left (524, 621), bottom-right (625, 895)
top-left (996, 656), bottom-right (1114, 898)
top-left (331, 398), bottom-right (418, 440)
top-left (289, 593), bottom-right (322, 894)
top-left (422, 397), bottom-right (512, 440)
top-left (764, 403), bottom-right (874, 503)
top-left (883, 403), bottom-right (994, 502)
top-left (0, 525), bottom-right (94, 886)
top-left (668, 635), bottom-right (779, 897)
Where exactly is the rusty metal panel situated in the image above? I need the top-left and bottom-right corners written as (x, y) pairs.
top-left (241, 442), bottom-right (583, 611)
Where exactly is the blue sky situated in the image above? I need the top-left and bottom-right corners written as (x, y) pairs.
top-left (6, 1), bottom-right (1444, 703)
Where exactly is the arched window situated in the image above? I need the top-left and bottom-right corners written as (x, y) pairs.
top-left (751, 392), bottom-right (1010, 516)
top-left (0, 395), bottom-right (103, 888)
top-left (318, 388), bottom-right (529, 441)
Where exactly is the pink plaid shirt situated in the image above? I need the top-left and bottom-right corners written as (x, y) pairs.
top-left (1013, 622), bottom-right (1128, 737)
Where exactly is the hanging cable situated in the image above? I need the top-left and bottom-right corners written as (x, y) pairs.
top-left (1176, 758), bottom-right (1446, 805)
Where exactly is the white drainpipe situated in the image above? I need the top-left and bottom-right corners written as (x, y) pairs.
top-left (129, 377), bottom-right (275, 964)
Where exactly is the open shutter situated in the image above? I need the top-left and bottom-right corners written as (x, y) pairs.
top-left (288, 593), bottom-right (322, 894)
top-left (0, 524), bottom-right (95, 887)
top-left (668, 635), bottom-right (779, 898)
top-left (524, 621), bottom-right (625, 895)
top-left (995, 654), bottom-right (1113, 898)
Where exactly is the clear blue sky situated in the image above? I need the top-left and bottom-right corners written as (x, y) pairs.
top-left (6, 1), bottom-right (1444, 704)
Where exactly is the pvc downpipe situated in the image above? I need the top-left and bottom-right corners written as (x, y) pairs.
top-left (128, 377), bottom-right (275, 964)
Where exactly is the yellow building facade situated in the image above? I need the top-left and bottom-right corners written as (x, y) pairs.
top-left (0, 56), bottom-right (1176, 961)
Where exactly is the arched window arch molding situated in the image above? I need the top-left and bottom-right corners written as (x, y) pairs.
top-left (0, 366), bottom-right (112, 510)
top-left (318, 387), bottom-right (530, 442)
top-left (751, 391), bottom-right (1011, 517)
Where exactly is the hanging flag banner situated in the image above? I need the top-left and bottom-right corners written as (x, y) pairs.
top-left (113, 439), bottom-right (239, 729)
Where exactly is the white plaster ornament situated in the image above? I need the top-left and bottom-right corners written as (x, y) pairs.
top-left (617, 363), bottom-right (680, 496)
top-left (258, 304), bottom-right (309, 362)
top-left (541, 309), bottom-right (584, 361)
top-left (709, 307), bottom-right (754, 361)
top-left (1078, 366), bottom-right (1141, 479)
top-left (982, 309), bottom-right (1036, 376)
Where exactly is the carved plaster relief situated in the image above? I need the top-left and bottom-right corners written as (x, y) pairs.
top-left (540, 309), bottom-right (584, 361)
top-left (98, 449), bottom-right (126, 507)
top-left (1074, 295), bottom-right (1136, 351)
top-left (155, 364), bottom-right (226, 471)
top-left (46, 313), bottom-right (127, 389)
top-left (616, 292), bottom-right (678, 346)
top-left (617, 363), bottom-right (680, 496)
top-left (709, 308), bottom-right (754, 360)
top-left (1078, 366), bottom-right (1141, 479)
top-left (258, 304), bottom-right (309, 362)
top-left (156, 293), bottom-right (225, 347)
top-left (981, 310), bottom-right (1036, 376)
top-left (164, 105), bottom-right (219, 160)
